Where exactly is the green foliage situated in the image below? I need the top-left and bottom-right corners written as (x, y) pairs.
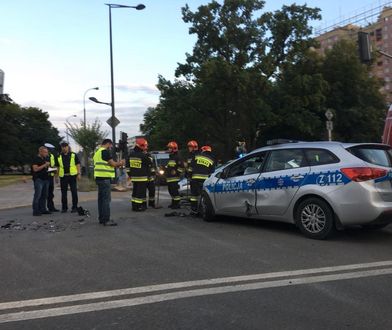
top-left (321, 40), bottom-right (385, 142)
top-left (0, 102), bottom-right (61, 168)
top-left (66, 119), bottom-right (108, 156)
top-left (140, 0), bottom-right (387, 159)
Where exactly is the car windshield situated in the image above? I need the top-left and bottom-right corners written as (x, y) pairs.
top-left (347, 145), bottom-right (392, 167)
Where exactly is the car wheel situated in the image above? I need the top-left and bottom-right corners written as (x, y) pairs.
top-left (295, 197), bottom-right (335, 239)
top-left (200, 193), bottom-right (215, 222)
top-left (361, 223), bottom-right (390, 230)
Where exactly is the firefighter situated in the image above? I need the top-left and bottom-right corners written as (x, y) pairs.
top-left (128, 138), bottom-right (150, 211)
top-left (145, 143), bottom-right (156, 208)
top-left (186, 140), bottom-right (199, 179)
top-left (189, 145), bottom-right (215, 215)
top-left (166, 141), bottom-right (183, 209)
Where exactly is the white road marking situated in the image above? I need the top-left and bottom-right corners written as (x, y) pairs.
top-left (1, 260), bottom-right (392, 311)
top-left (0, 267), bottom-right (391, 324)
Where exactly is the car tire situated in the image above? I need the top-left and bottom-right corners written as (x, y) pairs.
top-left (200, 193), bottom-right (215, 222)
top-left (361, 223), bottom-right (390, 230)
top-left (295, 197), bottom-right (335, 240)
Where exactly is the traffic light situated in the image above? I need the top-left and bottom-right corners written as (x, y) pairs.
top-left (358, 31), bottom-right (372, 63)
top-left (119, 131), bottom-right (128, 157)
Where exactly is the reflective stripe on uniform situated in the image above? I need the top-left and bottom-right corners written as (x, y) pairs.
top-left (131, 176), bottom-right (148, 182)
top-left (192, 174), bottom-right (208, 180)
top-left (93, 147), bottom-right (115, 179)
top-left (166, 177), bottom-right (180, 183)
top-left (132, 198), bottom-right (145, 204)
top-left (49, 154), bottom-right (55, 177)
top-left (58, 153), bottom-right (77, 177)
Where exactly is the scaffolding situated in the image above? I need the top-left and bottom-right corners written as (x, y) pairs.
top-left (314, 0), bottom-right (392, 36)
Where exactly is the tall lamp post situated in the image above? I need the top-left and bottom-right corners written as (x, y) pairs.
top-left (105, 3), bottom-right (145, 144)
top-left (65, 115), bottom-right (77, 143)
top-left (83, 87), bottom-right (99, 128)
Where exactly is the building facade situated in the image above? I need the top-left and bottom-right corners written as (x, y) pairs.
top-left (316, 7), bottom-right (392, 103)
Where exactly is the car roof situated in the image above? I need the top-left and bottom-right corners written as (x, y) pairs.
top-left (250, 141), bottom-right (390, 154)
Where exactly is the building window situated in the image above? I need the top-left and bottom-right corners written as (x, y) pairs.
top-left (378, 61), bottom-right (383, 67)
top-left (376, 28), bottom-right (382, 41)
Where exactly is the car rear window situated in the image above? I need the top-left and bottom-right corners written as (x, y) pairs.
top-left (347, 145), bottom-right (392, 167)
top-left (305, 149), bottom-right (340, 166)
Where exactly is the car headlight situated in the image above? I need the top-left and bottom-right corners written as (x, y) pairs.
top-left (158, 169), bottom-right (165, 175)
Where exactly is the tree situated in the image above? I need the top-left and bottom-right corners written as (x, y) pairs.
top-left (0, 101), bottom-right (61, 172)
top-left (264, 48), bottom-right (329, 142)
top-left (321, 40), bottom-right (386, 142)
top-left (141, 0), bottom-right (321, 159)
top-left (66, 119), bottom-right (108, 177)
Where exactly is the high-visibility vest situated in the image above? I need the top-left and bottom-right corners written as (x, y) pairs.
top-left (49, 153), bottom-right (55, 177)
top-left (58, 153), bottom-right (77, 177)
top-left (93, 147), bottom-right (115, 179)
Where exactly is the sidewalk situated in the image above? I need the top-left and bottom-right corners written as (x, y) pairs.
top-left (0, 181), bottom-right (102, 210)
top-left (0, 181), bottom-right (170, 211)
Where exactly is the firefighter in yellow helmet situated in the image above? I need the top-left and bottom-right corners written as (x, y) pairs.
top-left (165, 141), bottom-right (183, 209)
top-left (128, 137), bottom-right (150, 211)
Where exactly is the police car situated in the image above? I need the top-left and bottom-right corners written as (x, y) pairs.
top-left (201, 141), bottom-right (392, 239)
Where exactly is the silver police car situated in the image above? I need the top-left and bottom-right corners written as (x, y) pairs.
top-left (201, 141), bottom-right (392, 239)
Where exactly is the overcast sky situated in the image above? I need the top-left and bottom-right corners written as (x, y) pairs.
top-left (0, 0), bottom-right (386, 148)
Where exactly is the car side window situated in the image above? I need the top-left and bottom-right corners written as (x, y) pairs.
top-left (227, 153), bottom-right (266, 178)
top-left (264, 149), bottom-right (306, 172)
top-left (305, 149), bottom-right (339, 166)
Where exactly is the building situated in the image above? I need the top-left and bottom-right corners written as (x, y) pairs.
top-left (315, 6), bottom-right (392, 103)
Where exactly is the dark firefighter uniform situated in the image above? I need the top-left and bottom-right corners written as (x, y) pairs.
top-left (190, 146), bottom-right (215, 213)
top-left (128, 143), bottom-right (150, 211)
top-left (146, 152), bottom-right (156, 208)
top-left (166, 141), bottom-right (183, 209)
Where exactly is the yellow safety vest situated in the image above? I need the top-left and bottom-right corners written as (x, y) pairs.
top-left (93, 147), bottom-right (115, 179)
top-left (58, 153), bottom-right (77, 177)
top-left (49, 153), bottom-right (55, 177)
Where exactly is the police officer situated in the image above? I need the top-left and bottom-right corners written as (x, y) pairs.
top-left (145, 146), bottom-right (156, 208)
top-left (189, 145), bottom-right (215, 215)
top-left (93, 139), bottom-right (124, 225)
top-left (44, 143), bottom-right (59, 212)
top-left (128, 138), bottom-right (150, 211)
top-left (166, 141), bottom-right (183, 209)
top-left (56, 142), bottom-right (81, 213)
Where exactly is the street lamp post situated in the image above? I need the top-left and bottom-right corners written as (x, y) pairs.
top-left (83, 87), bottom-right (99, 128)
top-left (105, 3), bottom-right (145, 144)
top-left (65, 115), bottom-right (77, 143)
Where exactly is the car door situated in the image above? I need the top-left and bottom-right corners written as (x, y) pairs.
top-left (214, 153), bottom-right (267, 216)
top-left (256, 148), bottom-right (310, 216)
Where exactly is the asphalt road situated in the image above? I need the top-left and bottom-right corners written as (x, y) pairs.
top-left (1, 193), bottom-right (392, 330)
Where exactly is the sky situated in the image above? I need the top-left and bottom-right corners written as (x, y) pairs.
top-left (0, 0), bottom-right (389, 149)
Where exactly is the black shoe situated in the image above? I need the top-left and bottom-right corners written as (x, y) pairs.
top-left (49, 208), bottom-right (59, 212)
top-left (103, 220), bottom-right (117, 226)
top-left (189, 210), bottom-right (199, 217)
top-left (41, 210), bottom-right (52, 214)
top-left (33, 212), bottom-right (42, 216)
top-left (167, 204), bottom-right (173, 208)
top-left (61, 209), bottom-right (67, 213)
top-left (71, 208), bottom-right (78, 213)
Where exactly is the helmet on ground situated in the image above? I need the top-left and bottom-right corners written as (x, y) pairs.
top-left (187, 140), bottom-right (198, 150)
top-left (136, 137), bottom-right (148, 151)
top-left (201, 145), bottom-right (212, 152)
top-left (167, 141), bottom-right (178, 152)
